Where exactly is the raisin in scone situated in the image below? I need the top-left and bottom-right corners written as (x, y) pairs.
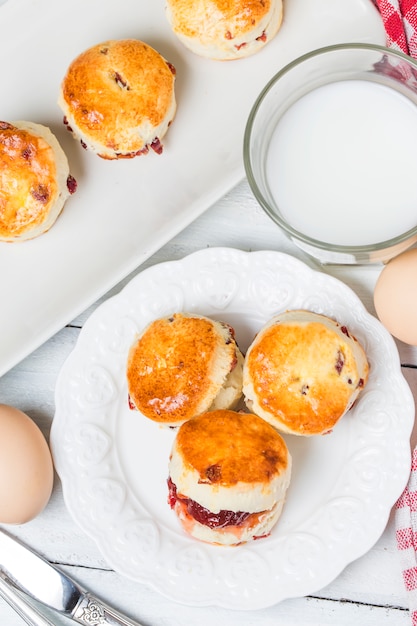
top-left (168, 409), bottom-right (292, 545)
top-left (243, 310), bottom-right (369, 436)
top-left (127, 313), bottom-right (244, 427)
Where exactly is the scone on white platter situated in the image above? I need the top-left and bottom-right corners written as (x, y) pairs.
top-left (0, 120), bottom-right (76, 242)
top-left (243, 310), bottom-right (370, 436)
top-left (58, 39), bottom-right (176, 159)
top-left (126, 313), bottom-right (244, 427)
top-left (168, 409), bottom-right (292, 545)
top-left (165, 0), bottom-right (284, 60)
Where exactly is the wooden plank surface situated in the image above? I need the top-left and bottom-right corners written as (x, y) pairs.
top-left (0, 180), bottom-right (416, 624)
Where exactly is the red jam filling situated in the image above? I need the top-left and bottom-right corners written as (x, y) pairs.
top-left (167, 477), bottom-right (250, 529)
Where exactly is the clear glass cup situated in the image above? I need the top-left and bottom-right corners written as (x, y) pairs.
top-left (244, 43), bottom-right (417, 264)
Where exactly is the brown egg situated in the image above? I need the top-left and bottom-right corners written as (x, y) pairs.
top-left (374, 248), bottom-right (417, 345)
top-left (0, 404), bottom-right (54, 524)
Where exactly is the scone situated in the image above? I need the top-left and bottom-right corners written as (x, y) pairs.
top-left (127, 312), bottom-right (244, 427)
top-left (58, 39), bottom-right (176, 159)
top-left (0, 120), bottom-right (76, 243)
top-left (243, 310), bottom-right (369, 436)
top-left (165, 0), bottom-right (284, 60)
top-left (168, 409), bottom-right (291, 545)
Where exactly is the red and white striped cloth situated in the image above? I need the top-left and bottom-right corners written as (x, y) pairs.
top-left (371, 6), bottom-right (417, 621)
top-left (366, 6), bottom-right (417, 622)
top-left (374, 0), bottom-right (417, 57)
top-left (396, 448), bottom-right (417, 625)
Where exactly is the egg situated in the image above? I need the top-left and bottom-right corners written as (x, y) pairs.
top-left (0, 404), bottom-right (54, 524)
top-left (374, 248), bottom-right (417, 346)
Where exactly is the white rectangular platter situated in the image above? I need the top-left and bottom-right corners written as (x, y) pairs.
top-left (0, 0), bottom-right (385, 376)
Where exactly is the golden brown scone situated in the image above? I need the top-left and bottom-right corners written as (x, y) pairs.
top-left (165, 0), bottom-right (283, 60)
top-left (0, 121), bottom-right (76, 242)
top-left (243, 310), bottom-right (369, 436)
top-left (58, 39), bottom-right (177, 159)
top-left (127, 312), bottom-right (244, 427)
top-left (168, 409), bottom-right (292, 545)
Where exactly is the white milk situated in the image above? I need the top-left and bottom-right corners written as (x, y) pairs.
top-left (266, 80), bottom-right (417, 246)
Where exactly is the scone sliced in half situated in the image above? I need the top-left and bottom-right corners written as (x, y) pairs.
top-left (127, 312), bottom-right (244, 427)
top-left (168, 409), bottom-right (292, 545)
top-left (243, 310), bottom-right (369, 436)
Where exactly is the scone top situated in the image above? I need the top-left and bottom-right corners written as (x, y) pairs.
top-left (58, 39), bottom-right (176, 159)
top-left (165, 0), bottom-right (284, 60)
top-left (126, 312), bottom-right (243, 426)
top-left (0, 120), bottom-right (74, 242)
top-left (243, 309), bottom-right (370, 436)
top-left (174, 409), bottom-right (289, 486)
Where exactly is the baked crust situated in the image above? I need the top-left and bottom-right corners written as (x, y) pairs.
top-left (127, 313), bottom-right (243, 426)
top-left (58, 39), bottom-right (176, 159)
top-left (165, 0), bottom-right (283, 60)
top-left (0, 120), bottom-right (72, 242)
top-left (174, 409), bottom-right (289, 487)
top-left (243, 310), bottom-right (370, 436)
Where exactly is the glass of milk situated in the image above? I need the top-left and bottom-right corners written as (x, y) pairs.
top-left (244, 43), bottom-right (417, 264)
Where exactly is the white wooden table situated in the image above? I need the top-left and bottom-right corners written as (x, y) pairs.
top-left (0, 178), bottom-right (416, 626)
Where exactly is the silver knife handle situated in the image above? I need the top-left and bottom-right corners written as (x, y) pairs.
top-left (73, 592), bottom-right (144, 626)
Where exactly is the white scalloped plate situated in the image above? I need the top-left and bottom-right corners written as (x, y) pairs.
top-left (0, 0), bottom-right (385, 377)
top-left (51, 248), bottom-right (414, 610)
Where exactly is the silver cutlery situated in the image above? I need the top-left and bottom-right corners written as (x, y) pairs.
top-left (0, 572), bottom-right (56, 626)
top-left (0, 528), bottom-right (145, 626)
